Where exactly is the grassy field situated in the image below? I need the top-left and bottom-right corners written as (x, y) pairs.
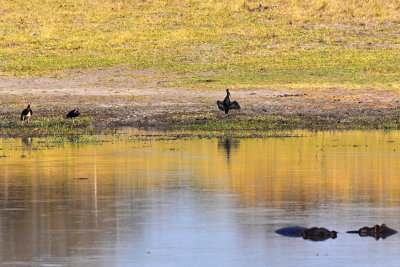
top-left (1, 0), bottom-right (400, 90)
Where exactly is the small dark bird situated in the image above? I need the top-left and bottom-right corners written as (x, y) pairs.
top-left (66, 108), bottom-right (80, 125)
top-left (217, 89), bottom-right (240, 115)
top-left (21, 102), bottom-right (32, 123)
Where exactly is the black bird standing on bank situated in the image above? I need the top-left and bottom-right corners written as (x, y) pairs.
top-left (66, 108), bottom-right (80, 125)
top-left (21, 102), bottom-right (32, 123)
top-left (217, 89), bottom-right (240, 115)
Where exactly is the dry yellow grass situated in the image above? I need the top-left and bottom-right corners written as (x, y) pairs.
top-left (1, 0), bottom-right (400, 90)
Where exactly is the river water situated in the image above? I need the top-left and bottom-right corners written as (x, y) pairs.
top-left (0, 130), bottom-right (400, 266)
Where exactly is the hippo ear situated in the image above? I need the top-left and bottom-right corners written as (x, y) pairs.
top-left (331, 231), bottom-right (337, 239)
top-left (381, 224), bottom-right (386, 228)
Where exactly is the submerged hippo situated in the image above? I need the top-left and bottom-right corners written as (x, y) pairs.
top-left (346, 224), bottom-right (397, 240)
top-left (302, 227), bottom-right (338, 241)
top-left (275, 226), bottom-right (337, 241)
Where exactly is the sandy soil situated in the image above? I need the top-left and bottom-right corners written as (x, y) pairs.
top-left (1, 66), bottom-right (400, 129)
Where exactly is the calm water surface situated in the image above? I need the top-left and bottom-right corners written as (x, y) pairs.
top-left (1, 130), bottom-right (400, 266)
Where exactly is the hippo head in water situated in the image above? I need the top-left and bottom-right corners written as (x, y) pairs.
top-left (301, 227), bottom-right (338, 241)
top-left (359, 225), bottom-right (380, 237)
top-left (347, 224), bottom-right (398, 240)
top-left (275, 226), bottom-right (337, 242)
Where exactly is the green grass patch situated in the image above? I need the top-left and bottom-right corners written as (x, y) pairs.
top-left (166, 113), bottom-right (400, 133)
top-left (0, 116), bottom-right (99, 137)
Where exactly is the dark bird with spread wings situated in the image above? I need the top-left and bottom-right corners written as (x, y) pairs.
top-left (217, 89), bottom-right (240, 115)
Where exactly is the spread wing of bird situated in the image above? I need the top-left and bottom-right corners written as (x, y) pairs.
top-left (228, 101), bottom-right (240, 110)
top-left (217, 100), bottom-right (225, 111)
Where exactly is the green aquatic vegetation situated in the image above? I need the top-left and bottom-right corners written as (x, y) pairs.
top-left (121, 128), bottom-right (302, 139)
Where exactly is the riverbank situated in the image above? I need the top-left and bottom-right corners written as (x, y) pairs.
top-left (1, 67), bottom-right (400, 137)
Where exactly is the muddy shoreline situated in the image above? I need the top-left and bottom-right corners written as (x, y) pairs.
top-left (1, 68), bottom-right (400, 133)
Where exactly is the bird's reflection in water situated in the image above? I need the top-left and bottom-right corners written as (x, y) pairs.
top-left (218, 138), bottom-right (240, 164)
top-left (20, 137), bottom-right (33, 157)
top-left (21, 137), bottom-right (33, 147)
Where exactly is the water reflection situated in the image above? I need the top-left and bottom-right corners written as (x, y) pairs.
top-left (21, 137), bottom-right (33, 146)
top-left (217, 138), bottom-right (240, 163)
top-left (0, 131), bottom-right (400, 266)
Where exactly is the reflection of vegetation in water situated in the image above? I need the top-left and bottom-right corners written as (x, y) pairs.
top-left (2, 130), bottom-right (400, 209)
top-left (2, 130), bottom-right (400, 254)
top-left (65, 135), bottom-right (102, 144)
top-left (7, 136), bottom-right (103, 154)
